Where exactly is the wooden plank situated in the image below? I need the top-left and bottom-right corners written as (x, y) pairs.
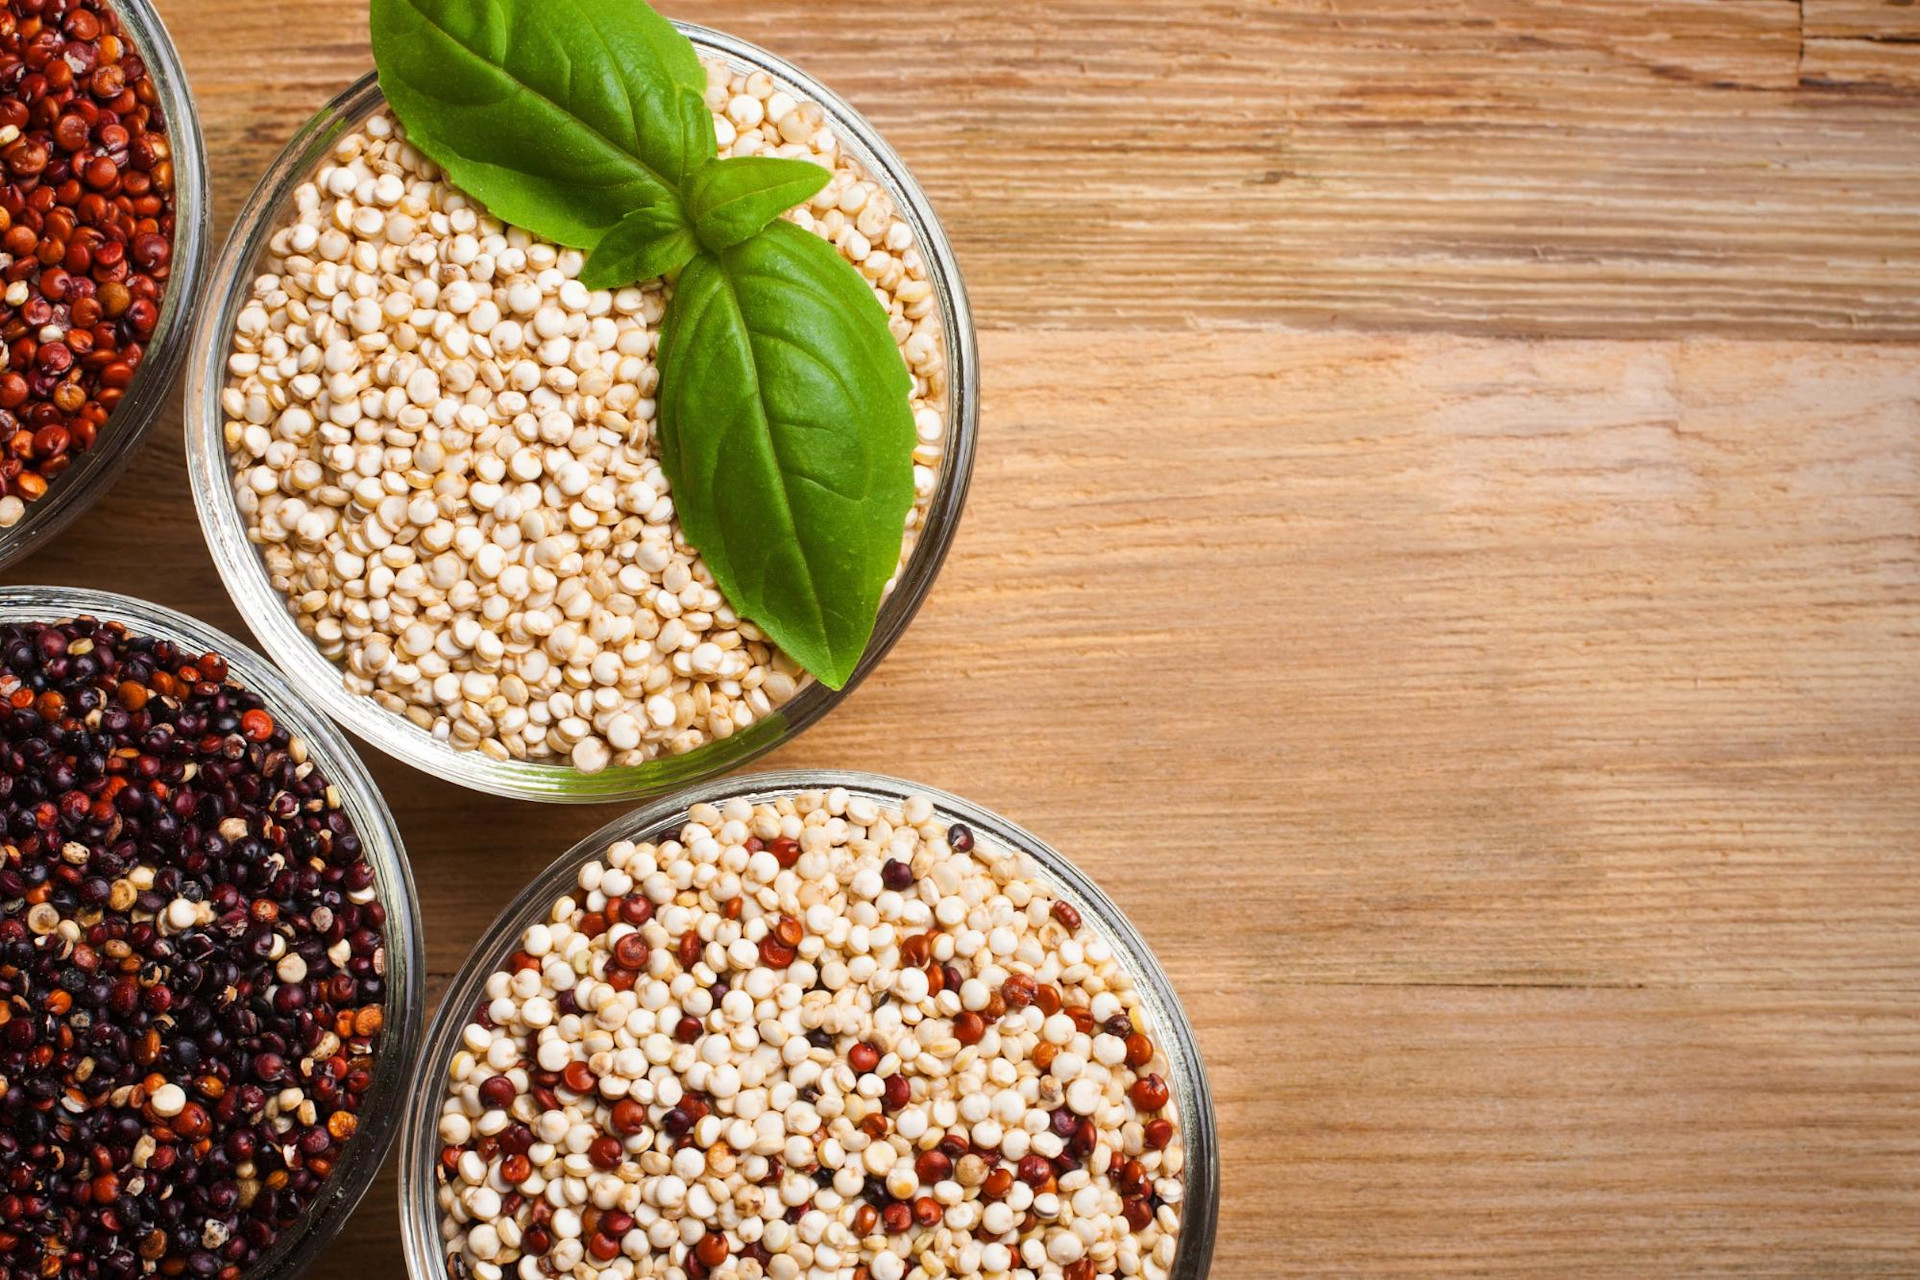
top-left (1803, 38), bottom-right (1920, 91)
top-left (1803, 0), bottom-right (1920, 40)
top-left (1239, 987), bottom-right (1920, 1276)
top-left (154, 0), bottom-right (1920, 341)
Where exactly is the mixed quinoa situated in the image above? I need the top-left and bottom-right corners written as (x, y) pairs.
top-left (432, 789), bottom-right (1185, 1280)
top-left (0, 617), bottom-right (387, 1278)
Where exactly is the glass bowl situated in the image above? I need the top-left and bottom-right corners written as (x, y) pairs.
top-left (397, 770), bottom-right (1218, 1280)
top-left (184, 24), bottom-right (978, 804)
top-left (0, 0), bottom-right (211, 571)
top-left (0, 585), bottom-right (425, 1279)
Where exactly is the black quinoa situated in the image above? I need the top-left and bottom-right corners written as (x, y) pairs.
top-left (0, 616), bottom-right (385, 1279)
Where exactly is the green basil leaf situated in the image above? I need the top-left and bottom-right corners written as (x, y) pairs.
top-left (656, 223), bottom-right (916, 688)
top-left (685, 156), bottom-right (832, 252)
top-left (370, 0), bottom-right (716, 249)
top-left (580, 200), bottom-right (699, 290)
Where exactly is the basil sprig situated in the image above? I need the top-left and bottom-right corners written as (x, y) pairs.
top-left (371, 0), bottom-right (917, 690)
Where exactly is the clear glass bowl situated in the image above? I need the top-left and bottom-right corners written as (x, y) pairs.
top-left (0, 0), bottom-right (211, 571)
top-left (397, 770), bottom-right (1219, 1280)
top-left (0, 585), bottom-right (426, 1279)
top-left (184, 25), bottom-right (978, 804)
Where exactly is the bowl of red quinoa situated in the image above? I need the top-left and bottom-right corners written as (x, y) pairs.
top-left (0, 0), bottom-right (210, 570)
top-left (398, 771), bottom-right (1217, 1280)
top-left (183, 25), bottom-right (976, 805)
top-left (0, 586), bottom-right (423, 1279)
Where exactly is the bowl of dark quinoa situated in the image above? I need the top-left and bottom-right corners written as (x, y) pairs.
top-left (0, 586), bottom-right (421, 1279)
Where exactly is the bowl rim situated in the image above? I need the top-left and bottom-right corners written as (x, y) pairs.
top-left (396, 769), bottom-right (1219, 1280)
top-left (183, 24), bottom-right (978, 804)
top-left (0, 0), bottom-right (213, 573)
top-left (0, 584), bottom-right (427, 1279)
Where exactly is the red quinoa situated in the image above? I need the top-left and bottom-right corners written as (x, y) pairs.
top-left (0, 0), bottom-right (176, 525)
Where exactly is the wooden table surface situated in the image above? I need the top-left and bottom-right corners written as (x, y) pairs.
top-left (5, 0), bottom-right (1918, 1274)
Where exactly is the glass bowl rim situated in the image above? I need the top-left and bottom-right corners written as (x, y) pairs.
top-left (0, 584), bottom-right (427, 1279)
top-left (183, 24), bottom-right (979, 804)
top-left (0, 0), bottom-right (213, 573)
top-left (396, 768), bottom-right (1219, 1280)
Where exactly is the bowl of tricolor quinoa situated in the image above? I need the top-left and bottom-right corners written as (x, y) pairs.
top-left (183, 25), bottom-right (975, 803)
top-left (0, 585), bottom-right (425, 1280)
top-left (398, 772), bottom-right (1217, 1280)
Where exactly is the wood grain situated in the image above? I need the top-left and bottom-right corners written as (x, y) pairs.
top-left (1801, 37), bottom-right (1920, 92)
top-left (1803, 0), bottom-right (1920, 40)
top-left (158, 0), bottom-right (1920, 342)
top-left (3, 0), bottom-right (1918, 1276)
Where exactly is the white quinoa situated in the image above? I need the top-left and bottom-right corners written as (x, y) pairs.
top-left (219, 62), bottom-right (947, 773)
top-left (433, 790), bottom-right (1186, 1280)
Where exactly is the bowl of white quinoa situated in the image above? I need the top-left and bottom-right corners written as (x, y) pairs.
top-left (398, 772), bottom-right (1217, 1280)
top-left (182, 25), bottom-right (976, 802)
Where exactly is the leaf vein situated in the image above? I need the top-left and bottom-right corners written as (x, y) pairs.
top-left (750, 329), bottom-right (864, 412)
